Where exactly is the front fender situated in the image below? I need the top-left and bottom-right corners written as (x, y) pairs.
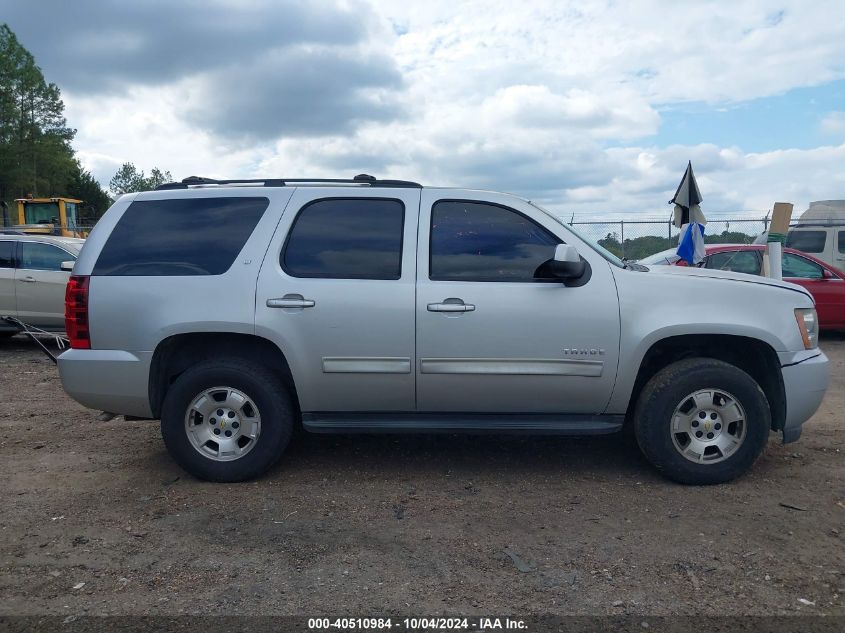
top-left (605, 268), bottom-right (811, 414)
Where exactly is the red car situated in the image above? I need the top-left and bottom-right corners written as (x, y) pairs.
top-left (641, 244), bottom-right (845, 330)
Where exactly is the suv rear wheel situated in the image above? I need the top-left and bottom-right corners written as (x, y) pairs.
top-left (160, 358), bottom-right (294, 482)
top-left (634, 358), bottom-right (770, 485)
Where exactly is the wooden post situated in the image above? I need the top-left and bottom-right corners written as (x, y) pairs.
top-left (765, 202), bottom-right (793, 280)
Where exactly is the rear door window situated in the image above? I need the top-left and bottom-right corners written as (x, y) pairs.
top-left (20, 242), bottom-right (72, 271)
top-left (704, 250), bottom-right (761, 275)
top-left (93, 197), bottom-right (269, 276)
top-left (838, 231), bottom-right (845, 254)
top-left (282, 198), bottom-right (404, 279)
top-left (0, 241), bottom-right (13, 268)
top-left (786, 230), bottom-right (826, 254)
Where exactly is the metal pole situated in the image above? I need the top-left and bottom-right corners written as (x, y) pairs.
top-left (620, 220), bottom-right (625, 259)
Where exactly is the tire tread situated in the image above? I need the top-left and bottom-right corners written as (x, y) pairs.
top-left (634, 357), bottom-right (770, 485)
top-left (160, 357), bottom-right (294, 482)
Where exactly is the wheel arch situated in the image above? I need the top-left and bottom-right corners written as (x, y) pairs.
top-left (624, 334), bottom-right (786, 432)
top-left (148, 332), bottom-right (299, 419)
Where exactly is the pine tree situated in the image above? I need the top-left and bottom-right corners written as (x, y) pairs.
top-left (0, 24), bottom-right (77, 204)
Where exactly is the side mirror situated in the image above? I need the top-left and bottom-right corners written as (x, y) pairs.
top-left (544, 244), bottom-right (586, 281)
top-left (60, 260), bottom-right (75, 272)
top-left (822, 268), bottom-right (835, 279)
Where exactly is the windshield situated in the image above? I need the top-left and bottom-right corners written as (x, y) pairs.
top-left (23, 202), bottom-right (60, 224)
top-left (56, 238), bottom-right (83, 254)
top-left (528, 201), bottom-right (625, 268)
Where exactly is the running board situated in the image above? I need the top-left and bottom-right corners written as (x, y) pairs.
top-left (301, 413), bottom-right (624, 435)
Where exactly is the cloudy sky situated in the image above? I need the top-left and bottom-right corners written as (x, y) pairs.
top-left (3, 0), bottom-right (845, 218)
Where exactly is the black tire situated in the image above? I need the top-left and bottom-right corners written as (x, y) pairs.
top-left (160, 358), bottom-right (295, 482)
top-left (634, 358), bottom-right (770, 485)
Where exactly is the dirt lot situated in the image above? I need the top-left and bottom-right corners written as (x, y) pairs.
top-left (0, 335), bottom-right (843, 618)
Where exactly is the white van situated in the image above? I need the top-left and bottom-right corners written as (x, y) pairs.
top-left (786, 200), bottom-right (845, 272)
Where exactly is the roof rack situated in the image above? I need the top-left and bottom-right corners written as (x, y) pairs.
top-left (155, 173), bottom-right (422, 190)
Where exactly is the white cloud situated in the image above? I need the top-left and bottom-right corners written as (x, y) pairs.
top-left (821, 112), bottom-right (845, 137)
top-left (376, 0), bottom-right (845, 104)
top-left (554, 142), bottom-right (845, 218)
top-left (64, 86), bottom-right (277, 186)
top-left (26, 0), bottom-right (845, 215)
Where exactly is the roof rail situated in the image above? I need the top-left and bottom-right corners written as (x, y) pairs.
top-left (155, 173), bottom-right (422, 190)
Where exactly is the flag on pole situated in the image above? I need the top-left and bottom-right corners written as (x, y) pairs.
top-left (670, 161), bottom-right (707, 265)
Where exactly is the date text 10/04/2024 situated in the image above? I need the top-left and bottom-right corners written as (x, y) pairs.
top-left (307, 617), bottom-right (528, 630)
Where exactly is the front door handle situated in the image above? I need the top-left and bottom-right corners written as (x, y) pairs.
top-left (19, 276), bottom-right (37, 283)
top-left (267, 294), bottom-right (315, 309)
top-left (427, 298), bottom-right (475, 313)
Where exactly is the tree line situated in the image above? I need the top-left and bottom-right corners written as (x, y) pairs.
top-left (0, 24), bottom-right (172, 226)
top-left (598, 229), bottom-right (760, 261)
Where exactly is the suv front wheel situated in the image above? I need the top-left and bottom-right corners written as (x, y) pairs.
top-left (160, 358), bottom-right (294, 482)
top-left (634, 358), bottom-right (771, 485)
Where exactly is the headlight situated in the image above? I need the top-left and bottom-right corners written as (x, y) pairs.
top-left (794, 308), bottom-right (819, 349)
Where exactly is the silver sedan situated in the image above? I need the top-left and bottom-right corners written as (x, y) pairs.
top-left (0, 234), bottom-right (84, 334)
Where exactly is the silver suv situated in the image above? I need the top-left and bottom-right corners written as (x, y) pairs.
top-left (57, 175), bottom-right (830, 484)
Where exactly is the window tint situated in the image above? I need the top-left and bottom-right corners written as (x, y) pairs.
top-left (782, 253), bottom-right (824, 279)
top-left (786, 230), bottom-right (826, 254)
top-left (430, 201), bottom-right (560, 282)
top-left (0, 241), bottom-right (13, 268)
top-left (282, 198), bottom-right (404, 279)
top-left (838, 231), bottom-right (845, 254)
top-left (66, 202), bottom-right (78, 226)
top-left (704, 250), bottom-right (761, 275)
top-left (24, 202), bottom-right (60, 224)
top-left (20, 242), bottom-right (74, 271)
top-left (93, 197), bottom-right (269, 276)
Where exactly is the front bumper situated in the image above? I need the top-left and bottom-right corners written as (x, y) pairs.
top-left (57, 348), bottom-right (154, 418)
top-left (778, 350), bottom-right (829, 443)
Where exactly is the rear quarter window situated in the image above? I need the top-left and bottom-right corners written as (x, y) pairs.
top-left (92, 197), bottom-right (269, 276)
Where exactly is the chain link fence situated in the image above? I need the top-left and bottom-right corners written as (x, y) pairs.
top-left (0, 224), bottom-right (96, 236)
top-left (6, 217), bottom-right (773, 263)
top-left (568, 217), bottom-right (770, 261)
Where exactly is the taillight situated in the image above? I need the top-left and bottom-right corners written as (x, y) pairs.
top-left (65, 275), bottom-right (90, 349)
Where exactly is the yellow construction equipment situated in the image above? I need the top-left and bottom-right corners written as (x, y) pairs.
top-left (13, 196), bottom-right (87, 238)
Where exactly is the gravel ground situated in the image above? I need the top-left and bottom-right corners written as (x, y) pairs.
top-left (0, 333), bottom-right (843, 617)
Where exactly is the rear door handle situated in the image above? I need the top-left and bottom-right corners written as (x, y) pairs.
top-left (19, 276), bottom-right (36, 283)
top-left (267, 295), bottom-right (315, 309)
top-left (427, 298), bottom-right (475, 313)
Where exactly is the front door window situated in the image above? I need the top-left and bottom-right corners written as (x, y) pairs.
top-left (430, 201), bottom-right (559, 282)
top-left (20, 242), bottom-right (73, 271)
top-left (704, 250), bottom-right (762, 275)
